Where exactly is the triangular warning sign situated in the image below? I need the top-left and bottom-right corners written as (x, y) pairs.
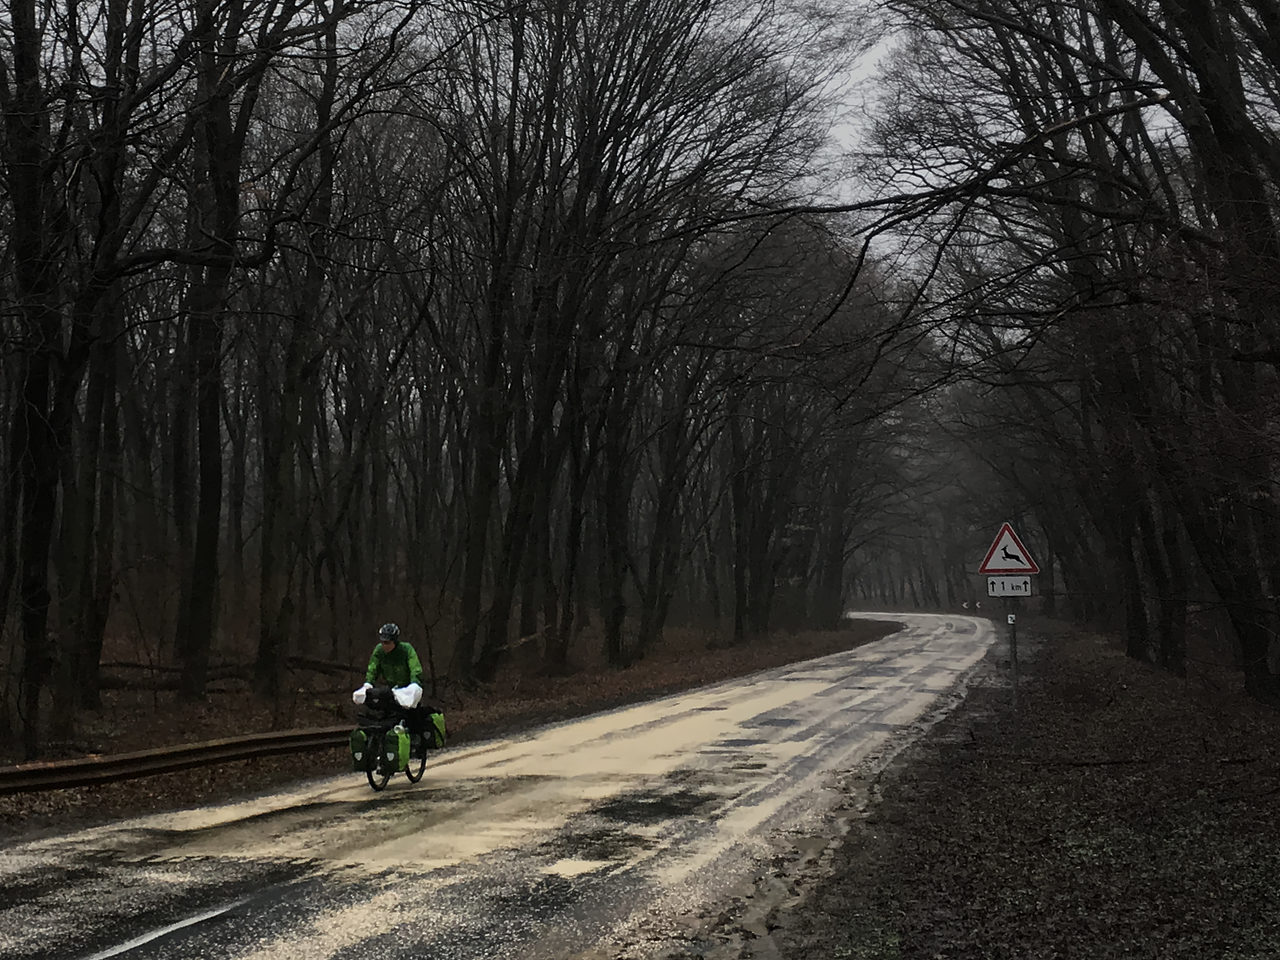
top-left (978, 522), bottom-right (1039, 574)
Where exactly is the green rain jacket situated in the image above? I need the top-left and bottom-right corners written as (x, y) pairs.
top-left (365, 640), bottom-right (424, 688)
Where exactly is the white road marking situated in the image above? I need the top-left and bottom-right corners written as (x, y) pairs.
top-left (81, 898), bottom-right (248, 959)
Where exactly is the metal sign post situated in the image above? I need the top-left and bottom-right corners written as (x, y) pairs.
top-left (1006, 606), bottom-right (1018, 718)
top-left (979, 522), bottom-right (1037, 727)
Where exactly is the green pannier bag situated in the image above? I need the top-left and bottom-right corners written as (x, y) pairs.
top-left (349, 728), bottom-right (367, 771)
top-left (428, 711), bottom-right (447, 749)
top-left (386, 725), bottom-right (410, 771)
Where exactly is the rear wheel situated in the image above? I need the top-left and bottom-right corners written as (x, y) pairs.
top-left (404, 731), bottom-right (428, 783)
top-left (365, 731), bottom-right (392, 792)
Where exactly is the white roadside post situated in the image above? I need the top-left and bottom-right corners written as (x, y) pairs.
top-left (978, 522), bottom-right (1040, 718)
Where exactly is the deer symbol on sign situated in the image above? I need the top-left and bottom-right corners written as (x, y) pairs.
top-left (1002, 545), bottom-right (1024, 564)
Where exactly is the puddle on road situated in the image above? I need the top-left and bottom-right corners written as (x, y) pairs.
top-left (0, 860), bottom-right (113, 906)
top-left (591, 787), bottom-right (721, 825)
top-left (480, 872), bottom-right (583, 922)
top-left (537, 825), bottom-right (656, 862)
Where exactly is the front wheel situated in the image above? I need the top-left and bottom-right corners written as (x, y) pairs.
top-left (366, 731), bottom-right (392, 792)
top-left (403, 730), bottom-right (428, 783)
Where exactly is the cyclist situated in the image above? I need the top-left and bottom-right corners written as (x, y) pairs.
top-left (352, 622), bottom-right (424, 710)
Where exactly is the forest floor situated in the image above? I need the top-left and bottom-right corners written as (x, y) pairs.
top-left (761, 620), bottom-right (1280, 960)
top-left (6, 616), bottom-right (1280, 959)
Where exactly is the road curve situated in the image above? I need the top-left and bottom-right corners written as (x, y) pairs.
top-left (0, 613), bottom-right (995, 960)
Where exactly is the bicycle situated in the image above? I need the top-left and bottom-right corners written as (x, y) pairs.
top-left (349, 686), bottom-right (432, 791)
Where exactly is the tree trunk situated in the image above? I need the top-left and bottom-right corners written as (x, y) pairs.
top-left (256, 17), bottom-right (337, 699)
top-left (6, 0), bottom-right (63, 757)
top-left (600, 413), bottom-right (631, 667)
top-left (177, 267), bottom-right (227, 702)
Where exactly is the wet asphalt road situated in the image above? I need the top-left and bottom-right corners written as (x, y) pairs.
top-left (0, 613), bottom-right (995, 960)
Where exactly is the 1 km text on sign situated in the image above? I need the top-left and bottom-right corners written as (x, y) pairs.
top-left (987, 576), bottom-right (1033, 597)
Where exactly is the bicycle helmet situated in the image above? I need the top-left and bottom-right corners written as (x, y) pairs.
top-left (378, 622), bottom-right (400, 643)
